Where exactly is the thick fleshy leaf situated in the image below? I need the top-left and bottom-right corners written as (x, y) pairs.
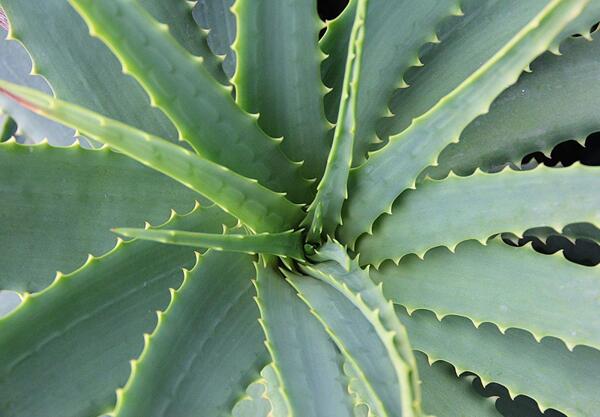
top-left (113, 229), bottom-right (305, 260)
top-left (233, 0), bottom-right (331, 180)
top-left (373, 238), bottom-right (600, 350)
top-left (358, 165), bottom-right (600, 266)
top-left (416, 353), bottom-right (502, 417)
top-left (380, 0), bottom-right (600, 140)
top-left (427, 34), bottom-right (600, 179)
top-left (254, 263), bottom-right (353, 417)
top-left (113, 250), bottom-right (267, 417)
top-left (340, 0), bottom-right (588, 244)
top-left (1, 0), bottom-right (176, 140)
top-left (193, 0), bottom-right (237, 79)
top-left (0, 140), bottom-right (199, 292)
top-left (291, 241), bottom-right (423, 417)
top-left (288, 269), bottom-right (421, 417)
top-left (0, 29), bottom-right (72, 144)
top-left (324, 0), bottom-right (461, 165)
top-left (68, 0), bottom-right (310, 203)
top-left (305, 0), bottom-right (366, 240)
top-left (0, 206), bottom-right (235, 417)
top-left (0, 81), bottom-right (304, 233)
top-left (399, 308), bottom-right (600, 417)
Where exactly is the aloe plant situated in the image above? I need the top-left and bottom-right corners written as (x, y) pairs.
top-left (0, 0), bottom-right (599, 416)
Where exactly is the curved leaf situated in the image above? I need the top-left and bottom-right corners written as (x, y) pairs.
top-left (373, 238), bottom-right (600, 350)
top-left (0, 81), bottom-right (304, 233)
top-left (113, 250), bottom-right (267, 417)
top-left (68, 0), bottom-right (310, 202)
top-left (0, 140), bottom-right (199, 292)
top-left (0, 206), bottom-right (235, 417)
top-left (233, 0), bottom-right (331, 180)
top-left (254, 263), bottom-right (353, 417)
top-left (427, 34), bottom-right (600, 179)
top-left (340, 0), bottom-right (588, 244)
top-left (359, 165), bottom-right (600, 266)
top-left (399, 308), bottom-right (600, 417)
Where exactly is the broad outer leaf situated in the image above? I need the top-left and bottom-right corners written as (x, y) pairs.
top-left (426, 34), bottom-right (600, 179)
top-left (233, 0), bottom-right (332, 180)
top-left (0, 0), bottom-right (177, 141)
top-left (0, 140), bottom-right (198, 292)
top-left (68, 0), bottom-right (311, 203)
top-left (114, 250), bottom-right (267, 417)
top-left (255, 263), bottom-right (354, 417)
top-left (0, 206), bottom-right (235, 417)
top-left (340, 0), bottom-right (588, 244)
top-left (0, 80), bottom-right (304, 233)
top-left (373, 238), bottom-right (600, 350)
top-left (399, 308), bottom-right (600, 417)
top-left (0, 29), bottom-right (72, 144)
top-left (358, 165), bottom-right (600, 266)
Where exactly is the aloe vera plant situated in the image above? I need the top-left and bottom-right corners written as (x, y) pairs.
top-left (1, 0), bottom-right (599, 416)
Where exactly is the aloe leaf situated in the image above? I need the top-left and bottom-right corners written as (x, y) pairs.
top-left (0, 206), bottom-right (235, 417)
top-left (68, 0), bottom-right (310, 203)
top-left (0, 140), bottom-right (204, 292)
top-left (254, 263), bottom-right (354, 417)
top-left (0, 0), bottom-right (176, 141)
top-left (521, 222), bottom-right (600, 245)
top-left (398, 308), bottom-right (600, 417)
top-left (292, 241), bottom-right (423, 417)
top-left (380, 0), bottom-right (600, 141)
top-left (416, 353), bottom-right (502, 417)
top-left (373, 238), bottom-right (600, 350)
top-left (193, 0), bottom-right (237, 79)
top-left (113, 250), bottom-right (267, 417)
top-left (114, 229), bottom-right (305, 260)
top-left (427, 34), bottom-right (600, 179)
top-left (140, 0), bottom-right (227, 84)
top-left (0, 28), bottom-right (72, 144)
top-left (320, 0), bottom-right (356, 122)
top-left (0, 80), bottom-right (304, 233)
top-left (304, 0), bottom-right (366, 240)
top-left (340, 0), bottom-right (588, 244)
top-left (233, 0), bottom-right (332, 180)
top-left (287, 268), bottom-right (422, 417)
top-left (358, 165), bottom-right (600, 266)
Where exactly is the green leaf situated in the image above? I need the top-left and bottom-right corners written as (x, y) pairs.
top-left (0, 140), bottom-right (202, 292)
top-left (398, 308), bottom-right (600, 417)
top-left (426, 34), bottom-right (600, 179)
top-left (193, 0), bottom-right (237, 79)
top-left (0, 205), bottom-right (234, 417)
top-left (304, 0), bottom-right (366, 240)
top-left (287, 268), bottom-right (422, 417)
top-left (380, 0), bottom-right (600, 141)
top-left (113, 250), bottom-right (267, 417)
top-left (416, 353), bottom-right (502, 417)
top-left (320, 0), bottom-right (356, 123)
top-left (358, 165), bottom-right (600, 266)
top-left (254, 263), bottom-right (354, 417)
top-left (113, 228), bottom-right (305, 260)
top-left (340, 0), bottom-right (588, 244)
top-left (290, 241), bottom-right (423, 417)
top-left (68, 0), bottom-right (311, 203)
top-left (140, 0), bottom-right (227, 84)
top-left (232, 0), bottom-right (331, 180)
top-left (0, 29), bottom-right (73, 144)
top-left (0, 0), bottom-right (176, 141)
top-left (373, 238), bottom-right (600, 350)
top-left (0, 80), bottom-right (304, 233)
